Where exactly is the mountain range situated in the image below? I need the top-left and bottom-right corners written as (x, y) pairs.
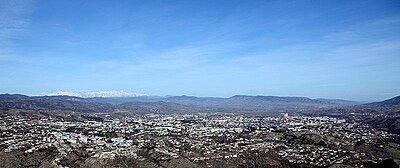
top-left (47, 91), bottom-right (149, 98)
top-left (0, 93), bottom-right (367, 114)
top-left (0, 94), bottom-right (114, 112)
top-left (2, 93), bottom-right (400, 115)
top-left (1, 93), bottom-right (399, 134)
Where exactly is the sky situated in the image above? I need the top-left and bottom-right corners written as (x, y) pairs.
top-left (0, 0), bottom-right (399, 101)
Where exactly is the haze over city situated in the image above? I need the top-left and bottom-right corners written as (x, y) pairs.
top-left (1, 0), bottom-right (399, 101)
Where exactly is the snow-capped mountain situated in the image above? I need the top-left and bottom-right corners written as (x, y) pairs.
top-left (47, 91), bottom-right (149, 98)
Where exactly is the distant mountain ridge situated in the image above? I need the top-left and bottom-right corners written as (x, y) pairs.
top-left (88, 94), bottom-right (360, 106)
top-left (0, 93), bottom-right (362, 114)
top-left (2, 93), bottom-right (398, 134)
top-left (0, 94), bottom-right (114, 112)
top-left (47, 91), bottom-right (149, 98)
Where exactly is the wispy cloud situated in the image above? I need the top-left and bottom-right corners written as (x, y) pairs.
top-left (324, 16), bottom-right (400, 42)
top-left (0, 0), bottom-right (33, 62)
top-left (0, 53), bottom-right (32, 63)
top-left (87, 41), bottom-right (242, 78)
top-left (0, 0), bottom-right (32, 40)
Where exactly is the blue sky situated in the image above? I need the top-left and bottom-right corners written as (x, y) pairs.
top-left (0, 0), bottom-right (399, 101)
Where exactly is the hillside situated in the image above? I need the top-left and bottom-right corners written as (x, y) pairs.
top-left (0, 94), bottom-right (114, 113)
top-left (0, 94), bottom-right (360, 114)
top-left (365, 96), bottom-right (400, 107)
top-left (117, 101), bottom-right (202, 113)
top-left (312, 95), bottom-right (400, 134)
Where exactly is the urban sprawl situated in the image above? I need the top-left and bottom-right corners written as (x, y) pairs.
top-left (0, 113), bottom-right (399, 167)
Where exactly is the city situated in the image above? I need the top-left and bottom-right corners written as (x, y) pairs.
top-left (1, 0), bottom-right (400, 167)
top-left (1, 111), bottom-right (399, 167)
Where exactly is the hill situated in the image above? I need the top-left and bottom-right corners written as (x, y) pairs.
top-left (365, 96), bottom-right (400, 107)
top-left (0, 94), bottom-right (360, 114)
top-left (312, 95), bottom-right (400, 134)
top-left (0, 94), bottom-right (114, 113)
